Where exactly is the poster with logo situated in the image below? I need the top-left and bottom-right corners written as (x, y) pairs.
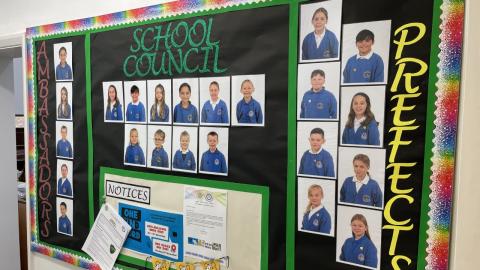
top-left (119, 203), bottom-right (184, 261)
top-left (184, 186), bottom-right (227, 262)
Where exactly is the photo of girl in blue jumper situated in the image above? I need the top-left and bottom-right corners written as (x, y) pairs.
top-left (342, 92), bottom-right (380, 146)
top-left (104, 83), bottom-right (123, 121)
top-left (149, 83), bottom-right (170, 123)
top-left (301, 7), bottom-right (339, 60)
top-left (301, 184), bottom-right (331, 234)
top-left (339, 214), bottom-right (378, 268)
top-left (339, 154), bottom-right (383, 208)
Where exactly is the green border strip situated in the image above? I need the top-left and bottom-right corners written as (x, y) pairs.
top-left (417, 0), bottom-right (443, 268)
top-left (98, 166), bottom-right (270, 270)
top-left (85, 33), bottom-right (95, 226)
top-left (286, 1), bottom-right (300, 270)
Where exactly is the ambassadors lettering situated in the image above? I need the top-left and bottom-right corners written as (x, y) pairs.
top-left (123, 17), bottom-right (227, 77)
top-left (37, 41), bottom-right (53, 237)
top-left (384, 22), bottom-right (428, 270)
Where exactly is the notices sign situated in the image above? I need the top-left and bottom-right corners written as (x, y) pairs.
top-left (119, 203), bottom-right (183, 261)
top-left (184, 186), bottom-right (227, 261)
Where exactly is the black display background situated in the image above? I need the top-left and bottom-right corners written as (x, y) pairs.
top-left (90, 5), bottom-right (289, 269)
top-left (33, 1), bottom-right (438, 268)
top-left (36, 35), bottom-right (90, 250)
top-left (295, 0), bottom-right (433, 269)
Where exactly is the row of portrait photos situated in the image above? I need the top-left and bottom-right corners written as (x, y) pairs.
top-left (102, 75), bottom-right (265, 127)
top-left (124, 125), bottom-right (229, 176)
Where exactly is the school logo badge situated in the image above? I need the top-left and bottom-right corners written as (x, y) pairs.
top-left (358, 253), bottom-right (365, 262)
top-left (156, 157), bottom-right (162, 163)
top-left (315, 160), bottom-right (323, 168)
top-left (363, 71), bottom-right (371, 79)
top-left (65, 147), bottom-right (69, 152)
top-left (134, 155), bottom-right (139, 162)
top-left (248, 110), bottom-right (254, 117)
top-left (361, 132), bottom-right (368, 140)
top-left (323, 49), bottom-right (331, 57)
top-left (63, 188), bottom-right (66, 193)
top-left (353, 68), bottom-right (357, 72)
top-left (217, 109), bottom-right (222, 115)
top-left (135, 113), bottom-right (140, 119)
top-left (316, 102), bottom-right (324, 110)
top-left (113, 111), bottom-right (117, 117)
top-left (313, 219), bottom-right (319, 226)
top-left (63, 223), bottom-right (67, 228)
top-left (109, 244), bottom-right (116, 254)
top-left (187, 114), bottom-right (193, 121)
top-left (187, 160), bottom-right (191, 166)
top-left (214, 158), bottom-right (220, 165)
top-left (363, 195), bottom-right (371, 203)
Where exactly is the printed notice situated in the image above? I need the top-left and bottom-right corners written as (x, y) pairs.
top-left (184, 186), bottom-right (227, 261)
top-left (82, 203), bottom-right (131, 270)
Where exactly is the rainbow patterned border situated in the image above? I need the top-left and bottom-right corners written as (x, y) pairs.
top-left (25, 0), bottom-right (259, 38)
top-left (426, 0), bottom-right (464, 269)
top-left (25, 0), bottom-right (258, 269)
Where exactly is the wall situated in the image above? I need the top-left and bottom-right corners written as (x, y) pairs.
top-left (0, 56), bottom-right (21, 270)
top-left (0, 0), bottom-right (173, 48)
top-left (449, 1), bottom-right (480, 269)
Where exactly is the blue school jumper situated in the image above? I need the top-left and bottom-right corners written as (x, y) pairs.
top-left (126, 102), bottom-right (146, 122)
top-left (57, 178), bottom-right (72, 197)
top-left (57, 139), bottom-right (73, 158)
top-left (298, 149), bottom-right (335, 177)
top-left (301, 207), bottom-right (331, 234)
top-left (173, 150), bottom-right (196, 171)
top-left (124, 144), bottom-right (145, 165)
top-left (173, 103), bottom-right (198, 123)
top-left (151, 147), bottom-right (169, 168)
top-left (201, 100), bottom-right (229, 124)
top-left (342, 121), bottom-right (380, 145)
top-left (236, 98), bottom-right (263, 124)
top-left (56, 64), bottom-right (72, 80)
top-left (343, 53), bottom-right (384, 83)
top-left (58, 215), bottom-right (72, 235)
top-left (340, 177), bottom-right (383, 207)
top-left (57, 104), bottom-right (71, 119)
top-left (105, 103), bottom-right (123, 121)
top-left (301, 30), bottom-right (339, 60)
top-left (340, 235), bottom-right (378, 268)
top-left (300, 89), bottom-right (337, 119)
top-left (200, 149), bottom-right (227, 173)
top-left (150, 104), bottom-right (169, 122)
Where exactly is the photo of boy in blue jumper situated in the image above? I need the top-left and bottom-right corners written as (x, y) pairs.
top-left (300, 69), bottom-right (337, 119)
top-left (298, 128), bottom-right (335, 177)
top-left (200, 131), bottom-right (227, 174)
top-left (343, 29), bottom-right (384, 84)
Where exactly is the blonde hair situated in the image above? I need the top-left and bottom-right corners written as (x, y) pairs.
top-left (304, 184), bottom-right (324, 214)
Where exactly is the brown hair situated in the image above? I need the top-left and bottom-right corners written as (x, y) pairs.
top-left (345, 92), bottom-right (377, 128)
top-left (351, 214), bottom-right (371, 239)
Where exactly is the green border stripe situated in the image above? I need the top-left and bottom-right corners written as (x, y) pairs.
top-left (85, 33), bottom-right (95, 226)
top-left (417, 0), bottom-right (443, 268)
top-left (286, 1), bottom-right (299, 270)
top-left (98, 166), bottom-right (269, 270)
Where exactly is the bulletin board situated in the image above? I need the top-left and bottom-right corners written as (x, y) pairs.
top-left (26, 0), bottom-right (465, 269)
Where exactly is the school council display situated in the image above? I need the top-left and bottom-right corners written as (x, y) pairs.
top-left (27, 0), bottom-right (462, 270)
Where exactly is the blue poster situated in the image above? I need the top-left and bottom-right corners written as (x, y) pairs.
top-left (119, 203), bottom-right (183, 261)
